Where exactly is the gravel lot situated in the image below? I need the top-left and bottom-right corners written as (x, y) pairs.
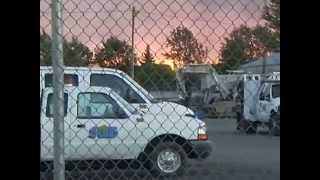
top-left (186, 118), bottom-right (280, 180)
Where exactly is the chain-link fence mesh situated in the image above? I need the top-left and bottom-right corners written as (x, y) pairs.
top-left (40, 0), bottom-right (280, 179)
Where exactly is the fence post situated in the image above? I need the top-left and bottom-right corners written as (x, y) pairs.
top-left (51, 0), bottom-right (65, 179)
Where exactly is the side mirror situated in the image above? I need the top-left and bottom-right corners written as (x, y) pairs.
top-left (117, 111), bottom-right (127, 119)
top-left (139, 104), bottom-right (147, 109)
top-left (259, 93), bottom-right (265, 100)
top-left (114, 108), bottom-right (127, 119)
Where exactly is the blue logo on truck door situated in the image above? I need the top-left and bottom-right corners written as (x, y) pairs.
top-left (88, 125), bottom-right (118, 139)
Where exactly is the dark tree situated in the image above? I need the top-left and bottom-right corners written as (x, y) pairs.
top-left (218, 0), bottom-right (280, 71)
top-left (94, 37), bottom-right (137, 72)
top-left (140, 44), bottom-right (155, 65)
top-left (40, 31), bottom-right (92, 66)
top-left (164, 26), bottom-right (208, 68)
top-left (63, 37), bottom-right (93, 67)
top-left (40, 30), bottom-right (52, 66)
top-left (135, 63), bottom-right (176, 91)
top-left (262, 0), bottom-right (280, 51)
top-left (263, 0), bottom-right (280, 34)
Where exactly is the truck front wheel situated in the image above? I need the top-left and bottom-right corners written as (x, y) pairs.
top-left (237, 119), bottom-right (257, 134)
top-left (147, 142), bottom-right (187, 178)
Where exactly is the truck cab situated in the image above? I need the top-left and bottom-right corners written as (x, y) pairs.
top-left (236, 73), bottom-right (280, 135)
top-left (257, 82), bottom-right (280, 122)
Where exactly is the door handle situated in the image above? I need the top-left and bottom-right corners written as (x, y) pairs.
top-left (76, 124), bottom-right (86, 128)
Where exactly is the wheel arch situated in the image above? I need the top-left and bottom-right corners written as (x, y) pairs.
top-left (137, 133), bottom-right (193, 161)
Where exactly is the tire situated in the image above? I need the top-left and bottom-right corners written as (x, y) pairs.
top-left (237, 119), bottom-right (257, 134)
top-left (269, 112), bottom-right (280, 136)
top-left (236, 112), bottom-right (241, 123)
top-left (146, 142), bottom-right (188, 178)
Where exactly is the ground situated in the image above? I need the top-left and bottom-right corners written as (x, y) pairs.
top-left (41, 118), bottom-right (280, 180)
top-left (186, 118), bottom-right (280, 180)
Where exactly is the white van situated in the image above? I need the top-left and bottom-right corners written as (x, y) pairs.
top-left (41, 86), bottom-right (212, 176)
top-left (40, 66), bottom-right (195, 117)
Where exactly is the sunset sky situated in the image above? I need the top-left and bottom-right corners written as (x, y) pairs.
top-left (41, 0), bottom-right (267, 67)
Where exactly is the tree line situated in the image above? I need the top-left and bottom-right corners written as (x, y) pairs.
top-left (217, 0), bottom-right (280, 73)
top-left (40, 0), bottom-right (279, 89)
top-left (40, 27), bottom-right (208, 71)
top-left (40, 32), bottom-right (178, 91)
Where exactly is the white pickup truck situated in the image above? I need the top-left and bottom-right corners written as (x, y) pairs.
top-left (40, 86), bottom-right (212, 176)
top-left (40, 66), bottom-right (196, 118)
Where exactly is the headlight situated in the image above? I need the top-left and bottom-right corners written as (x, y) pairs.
top-left (198, 122), bottom-right (208, 140)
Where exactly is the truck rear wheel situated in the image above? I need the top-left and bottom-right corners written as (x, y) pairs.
top-left (269, 112), bottom-right (280, 136)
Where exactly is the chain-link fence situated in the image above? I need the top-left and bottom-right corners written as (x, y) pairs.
top-left (40, 0), bottom-right (280, 179)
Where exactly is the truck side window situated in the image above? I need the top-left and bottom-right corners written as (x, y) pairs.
top-left (260, 85), bottom-right (271, 101)
top-left (77, 93), bottom-right (128, 119)
top-left (90, 74), bottom-right (145, 103)
top-left (46, 93), bottom-right (68, 117)
top-left (45, 74), bottom-right (79, 87)
top-left (272, 84), bottom-right (280, 98)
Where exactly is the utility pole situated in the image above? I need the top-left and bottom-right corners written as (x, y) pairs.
top-left (131, 6), bottom-right (139, 79)
top-left (261, 0), bottom-right (268, 79)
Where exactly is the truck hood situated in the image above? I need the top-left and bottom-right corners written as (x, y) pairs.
top-left (140, 101), bottom-right (203, 137)
top-left (134, 101), bottom-right (195, 117)
top-left (144, 101), bottom-right (195, 117)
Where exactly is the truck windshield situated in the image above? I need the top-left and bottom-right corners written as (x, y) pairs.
top-left (272, 84), bottom-right (280, 98)
top-left (120, 72), bottom-right (158, 103)
top-left (111, 90), bottom-right (137, 114)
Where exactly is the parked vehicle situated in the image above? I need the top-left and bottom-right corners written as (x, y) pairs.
top-left (175, 64), bottom-right (241, 117)
top-left (235, 72), bottom-right (280, 135)
top-left (40, 66), bottom-right (196, 118)
top-left (40, 86), bottom-right (212, 176)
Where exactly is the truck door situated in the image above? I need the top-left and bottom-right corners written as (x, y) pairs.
top-left (68, 91), bottom-right (138, 160)
top-left (40, 90), bottom-right (70, 160)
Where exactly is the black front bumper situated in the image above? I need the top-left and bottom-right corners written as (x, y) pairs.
top-left (187, 140), bottom-right (213, 159)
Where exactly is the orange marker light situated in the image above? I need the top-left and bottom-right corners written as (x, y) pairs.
top-left (198, 133), bottom-right (208, 141)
